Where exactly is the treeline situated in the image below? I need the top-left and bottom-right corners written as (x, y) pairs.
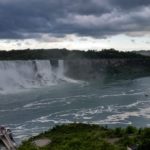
top-left (0, 48), bottom-right (148, 60)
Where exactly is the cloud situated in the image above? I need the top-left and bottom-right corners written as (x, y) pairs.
top-left (0, 0), bottom-right (150, 39)
top-left (110, 0), bottom-right (150, 10)
top-left (131, 39), bottom-right (135, 43)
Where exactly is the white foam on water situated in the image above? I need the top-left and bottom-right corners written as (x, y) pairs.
top-left (102, 112), bottom-right (139, 123)
top-left (22, 94), bottom-right (96, 110)
top-left (7, 99), bottom-right (150, 143)
top-left (23, 99), bottom-right (150, 126)
top-left (23, 101), bottom-right (57, 108)
top-left (30, 115), bottom-right (72, 124)
top-left (93, 101), bottom-right (150, 125)
top-left (100, 91), bottom-right (145, 98)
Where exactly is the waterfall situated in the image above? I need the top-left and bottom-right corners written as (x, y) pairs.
top-left (57, 60), bottom-right (65, 79)
top-left (0, 60), bottom-right (68, 93)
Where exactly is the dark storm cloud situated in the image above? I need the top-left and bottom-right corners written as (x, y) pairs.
top-left (110, 0), bottom-right (150, 10)
top-left (0, 0), bottom-right (150, 39)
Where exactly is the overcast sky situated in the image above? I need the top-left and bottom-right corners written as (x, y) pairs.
top-left (0, 0), bottom-right (150, 51)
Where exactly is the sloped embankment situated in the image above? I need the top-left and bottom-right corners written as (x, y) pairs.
top-left (18, 123), bottom-right (150, 150)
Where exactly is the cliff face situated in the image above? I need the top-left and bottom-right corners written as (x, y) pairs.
top-left (64, 59), bottom-right (150, 80)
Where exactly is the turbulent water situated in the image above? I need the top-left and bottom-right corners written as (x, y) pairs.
top-left (0, 60), bottom-right (74, 93)
top-left (0, 61), bottom-right (150, 143)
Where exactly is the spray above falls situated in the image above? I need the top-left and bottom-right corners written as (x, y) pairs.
top-left (0, 60), bottom-right (73, 93)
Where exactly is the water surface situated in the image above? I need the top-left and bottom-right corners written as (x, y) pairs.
top-left (1, 77), bottom-right (150, 143)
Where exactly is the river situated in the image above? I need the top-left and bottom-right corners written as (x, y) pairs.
top-left (0, 76), bottom-right (150, 143)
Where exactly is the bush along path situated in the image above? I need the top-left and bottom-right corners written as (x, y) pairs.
top-left (18, 123), bottom-right (150, 150)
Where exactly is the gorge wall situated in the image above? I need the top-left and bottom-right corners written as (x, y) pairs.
top-left (64, 58), bottom-right (150, 80)
top-left (0, 58), bottom-right (150, 93)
